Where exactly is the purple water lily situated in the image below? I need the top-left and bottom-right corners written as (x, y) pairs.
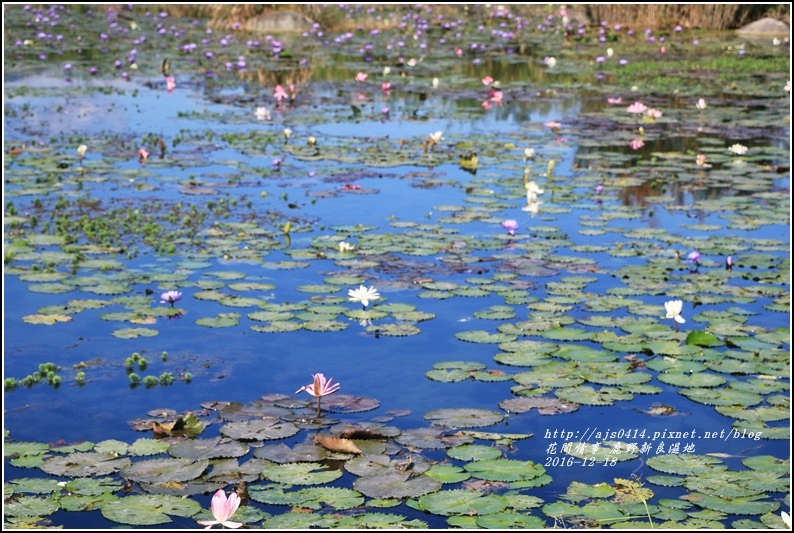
top-left (160, 290), bottom-right (183, 307)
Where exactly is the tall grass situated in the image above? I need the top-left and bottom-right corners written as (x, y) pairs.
top-left (584, 4), bottom-right (787, 30)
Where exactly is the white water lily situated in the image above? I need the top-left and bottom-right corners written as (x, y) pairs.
top-left (338, 241), bottom-right (354, 252)
top-left (782, 511), bottom-right (791, 528)
top-left (696, 98), bottom-right (707, 110)
top-left (283, 128), bottom-right (292, 139)
top-left (728, 143), bottom-right (748, 155)
top-left (348, 285), bottom-right (380, 308)
top-left (255, 106), bottom-right (270, 120)
top-left (428, 131), bottom-right (443, 144)
top-left (525, 180), bottom-right (544, 200)
top-left (432, 77), bottom-right (439, 88)
top-left (545, 57), bottom-right (557, 68)
top-left (664, 300), bottom-right (686, 324)
top-left (524, 147), bottom-right (535, 160)
top-left (77, 144), bottom-right (87, 157)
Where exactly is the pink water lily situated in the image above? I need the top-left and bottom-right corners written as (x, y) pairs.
top-left (296, 373), bottom-right (341, 417)
top-left (355, 71), bottom-right (368, 82)
top-left (629, 139), bottom-right (645, 150)
top-left (626, 102), bottom-right (647, 114)
top-left (197, 490), bottom-right (242, 529)
top-left (296, 373), bottom-right (341, 398)
top-left (607, 97), bottom-right (623, 104)
top-left (273, 84), bottom-right (288, 102)
top-left (165, 76), bottom-right (176, 93)
top-left (482, 75), bottom-right (494, 85)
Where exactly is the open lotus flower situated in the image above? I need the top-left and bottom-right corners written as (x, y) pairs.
top-left (160, 290), bottom-right (182, 307)
top-left (197, 489), bottom-right (242, 529)
top-left (664, 299), bottom-right (686, 332)
top-left (348, 285), bottom-right (380, 309)
top-left (501, 219), bottom-right (519, 235)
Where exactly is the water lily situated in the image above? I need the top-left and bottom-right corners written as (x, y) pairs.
top-left (283, 128), bottom-right (292, 140)
top-left (781, 511), bottom-right (790, 528)
top-left (695, 154), bottom-right (711, 169)
top-left (138, 148), bottom-right (149, 163)
top-left (725, 256), bottom-right (733, 271)
top-left (664, 299), bottom-right (686, 332)
top-left (687, 251), bottom-right (701, 265)
top-left (545, 56), bottom-right (556, 67)
top-left (160, 290), bottom-right (182, 307)
top-left (273, 84), bottom-right (288, 102)
top-left (432, 77), bottom-right (439, 88)
top-left (338, 241), bottom-right (354, 252)
top-left (255, 106), bottom-right (271, 120)
top-left (728, 143), bottom-right (747, 155)
top-left (626, 102), bottom-right (647, 114)
top-left (522, 200), bottom-right (541, 216)
top-left (196, 489), bottom-right (242, 529)
top-left (525, 180), bottom-right (544, 204)
top-left (645, 108), bottom-right (663, 119)
top-left (428, 130), bottom-right (443, 145)
top-left (296, 373), bottom-right (341, 416)
top-left (524, 147), bottom-right (535, 161)
top-left (696, 98), bottom-right (707, 110)
top-left (382, 66), bottom-right (391, 76)
top-left (355, 71), bottom-right (368, 82)
top-left (348, 285), bottom-right (380, 309)
top-left (482, 75), bottom-right (494, 85)
top-left (629, 139), bottom-right (644, 150)
top-left (381, 81), bottom-right (391, 92)
top-left (77, 144), bottom-right (87, 158)
top-left (165, 76), bottom-right (176, 93)
top-left (607, 97), bottom-right (623, 104)
top-left (501, 219), bottom-right (519, 235)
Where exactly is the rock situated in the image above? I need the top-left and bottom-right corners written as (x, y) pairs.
top-left (735, 17), bottom-right (790, 36)
top-left (244, 11), bottom-right (315, 33)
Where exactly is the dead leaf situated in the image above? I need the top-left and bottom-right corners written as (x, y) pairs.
top-left (314, 434), bottom-right (362, 454)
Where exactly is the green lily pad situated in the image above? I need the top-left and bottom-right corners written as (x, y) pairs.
top-left (413, 489), bottom-right (507, 516)
top-left (464, 458), bottom-right (547, 482)
top-left (101, 494), bottom-right (202, 526)
top-left (111, 327), bottom-right (159, 338)
top-left (219, 419), bottom-right (300, 441)
top-left (424, 408), bottom-right (504, 429)
top-left (260, 461), bottom-right (344, 485)
top-left (40, 452), bottom-right (131, 477)
top-left (354, 471), bottom-right (442, 499)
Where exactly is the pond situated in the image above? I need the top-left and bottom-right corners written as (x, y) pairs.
top-left (3, 4), bottom-right (791, 530)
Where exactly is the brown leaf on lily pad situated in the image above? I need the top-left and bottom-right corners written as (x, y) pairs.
top-left (314, 434), bottom-right (362, 454)
top-left (151, 413), bottom-right (204, 438)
